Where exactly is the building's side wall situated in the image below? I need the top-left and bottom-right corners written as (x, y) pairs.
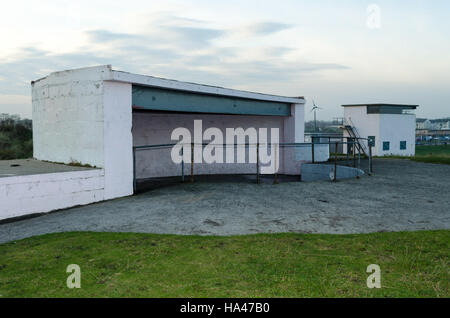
top-left (32, 66), bottom-right (113, 168)
top-left (132, 112), bottom-right (292, 178)
top-left (343, 107), bottom-right (381, 155)
top-left (103, 81), bottom-right (133, 199)
top-left (0, 170), bottom-right (105, 220)
top-left (343, 106), bottom-right (416, 156)
top-left (379, 114), bottom-right (416, 156)
top-left (283, 104), bottom-right (306, 174)
top-left (31, 66), bottom-right (133, 207)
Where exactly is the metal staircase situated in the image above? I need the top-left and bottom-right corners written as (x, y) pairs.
top-left (342, 118), bottom-right (368, 156)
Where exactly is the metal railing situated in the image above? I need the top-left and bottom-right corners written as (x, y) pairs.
top-left (343, 117), bottom-right (369, 156)
top-left (132, 137), bottom-right (373, 192)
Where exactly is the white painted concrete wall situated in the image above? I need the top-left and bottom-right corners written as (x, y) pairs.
top-left (379, 113), bottom-right (416, 156)
top-left (0, 170), bottom-right (104, 220)
top-left (103, 81), bottom-right (133, 199)
top-left (295, 144), bottom-right (330, 163)
top-left (32, 66), bottom-right (133, 200)
top-left (132, 111), bottom-right (305, 178)
top-left (32, 65), bottom-right (112, 168)
top-left (283, 104), bottom-right (305, 174)
top-left (301, 164), bottom-right (364, 181)
top-left (343, 106), bottom-right (380, 155)
top-left (343, 106), bottom-right (416, 156)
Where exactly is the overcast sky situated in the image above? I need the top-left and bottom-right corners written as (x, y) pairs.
top-left (0, 0), bottom-right (449, 120)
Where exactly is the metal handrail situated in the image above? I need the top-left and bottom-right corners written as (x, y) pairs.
top-left (345, 117), bottom-right (368, 155)
top-left (132, 138), bottom-right (373, 192)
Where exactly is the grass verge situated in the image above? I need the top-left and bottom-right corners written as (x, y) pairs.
top-left (413, 145), bottom-right (450, 165)
top-left (0, 231), bottom-right (448, 298)
top-left (371, 145), bottom-right (450, 165)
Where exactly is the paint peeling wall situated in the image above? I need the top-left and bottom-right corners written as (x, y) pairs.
top-left (32, 66), bottom-right (112, 167)
top-left (32, 66), bottom-right (133, 201)
top-left (0, 170), bottom-right (105, 220)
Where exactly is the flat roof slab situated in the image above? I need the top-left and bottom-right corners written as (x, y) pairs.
top-left (32, 65), bottom-right (305, 105)
top-left (0, 159), bottom-right (96, 178)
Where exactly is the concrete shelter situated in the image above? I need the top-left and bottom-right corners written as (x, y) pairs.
top-left (0, 65), bottom-right (307, 220)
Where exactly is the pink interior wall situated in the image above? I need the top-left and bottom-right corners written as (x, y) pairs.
top-left (132, 111), bottom-right (290, 179)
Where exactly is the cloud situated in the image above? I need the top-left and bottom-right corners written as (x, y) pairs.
top-left (0, 16), bottom-right (348, 114)
top-left (85, 23), bottom-right (224, 50)
top-left (0, 40), bottom-right (349, 95)
top-left (245, 22), bottom-right (294, 35)
top-left (85, 30), bottom-right (141, 43)
top-left (163, 26), bottom-right (224, 47)
top-left (0, 46), bottom-right (116, 95)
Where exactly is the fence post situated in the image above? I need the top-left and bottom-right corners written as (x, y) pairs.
top-left (357, 147), bottom-right (361, 179)
top-left (298, 144), bottom-right (302, 182)
top-left (256, 142), bottom-right (260, 184)
top-left (132, 146), bottom-right (136, 193)
top-left (369, 144), bottom-right (373, 175)
top-left (346, 137), bottom-right (350, 166)
top-left (190, 142), bottom-right (194, 183)
top-left (311, 136), bottom-right (315, 163)
top-left (273, 143), bottom-right (279, 184)
top-left (181, 146), bottom-right (185, 182)
top-left (353, 139), bottom-right (356, 168)
top-left (334, 142), bottom-right (338, 182)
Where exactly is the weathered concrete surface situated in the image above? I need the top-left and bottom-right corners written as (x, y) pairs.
top-left (301, 163), bottom-right (364, 181)
top-left (0, 159), bottom-right (94, 178)
top-left (0, 162), bottom-right (104, 220)
top-left (1, 159), bottom-right (449, 243)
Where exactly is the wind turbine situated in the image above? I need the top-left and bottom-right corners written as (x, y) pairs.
top-left (311, 100), bottom-right (323, 132)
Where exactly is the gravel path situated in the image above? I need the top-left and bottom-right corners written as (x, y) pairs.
top-left (1, 159), bottom-right (449, 243)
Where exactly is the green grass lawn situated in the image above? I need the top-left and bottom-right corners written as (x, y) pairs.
top-left (413, 145), bottom-right (450, 164)
top-left (371, 145), bottom-right (450, 165)
top-left (0, 231), bottom-right (448, 298)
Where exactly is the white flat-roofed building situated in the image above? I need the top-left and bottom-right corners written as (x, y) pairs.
top-left (341, 104), bottom-right (418, 157)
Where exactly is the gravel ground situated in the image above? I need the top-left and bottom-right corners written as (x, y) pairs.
top-left (1, 159), bottom-right (449, 243)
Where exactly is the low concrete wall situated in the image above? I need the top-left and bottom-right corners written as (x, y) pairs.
top-left (0, 170), bottom-right (105, 220)
top-left (301, 164), bottom-right (364, 182)
top-left (295, 144), bottom-right (330, 162)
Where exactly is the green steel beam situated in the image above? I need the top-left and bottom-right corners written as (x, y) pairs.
top-left (132, 85), bottom-right (291, 116)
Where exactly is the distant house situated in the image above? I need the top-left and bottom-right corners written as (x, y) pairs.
top-left (416, 118), bottom-right (431, 130)
top-left (430, 118), bottom-right (450, 130)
